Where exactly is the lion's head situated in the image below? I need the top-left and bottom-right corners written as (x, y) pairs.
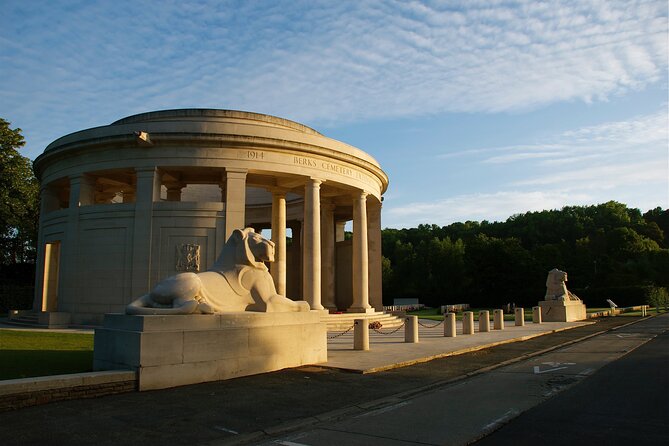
top-left (545, 268), bottom-right (569, 300)
top-left (211, 227), bottom-right (275, 272)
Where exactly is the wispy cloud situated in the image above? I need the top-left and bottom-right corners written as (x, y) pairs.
top-left (386, 190), bottom-right (594, 227)
top-left (0, 0), bottom-right (666, 156)
top-left (385, 109), bottom-right (668, 226)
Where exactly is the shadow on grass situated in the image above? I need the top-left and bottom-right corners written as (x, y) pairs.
top-left (0, 350), bottom-right (93, 380)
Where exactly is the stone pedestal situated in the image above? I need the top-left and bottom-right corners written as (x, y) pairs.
top-left (444, 313), bottom-right (456, 337)
top-left (354, 319), bottom-right (369, 351)
top-left (462, 311), bottom-right (474, 335)
top-left (93, 312), bottom-right (327, 391)
top-left (538, 300), bottom-right (586, 322)
top-left (478, 311), bottom-right (490, 332)
top-left (405, 316), bottom-right (419, 343)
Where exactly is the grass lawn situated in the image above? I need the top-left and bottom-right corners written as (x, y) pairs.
top-left (0, 330), bottom-right (94, 380)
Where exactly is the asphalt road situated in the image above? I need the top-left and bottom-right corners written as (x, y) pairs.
top-left (267, 314), bottom-right (668, 446)
top-left (474, 316), bottom-right (669, 446)
top-left (0, 316), bottom-right (661, 446)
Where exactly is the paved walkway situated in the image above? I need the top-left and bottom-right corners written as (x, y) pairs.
top-left (325, 319), bottom-right (592, 372)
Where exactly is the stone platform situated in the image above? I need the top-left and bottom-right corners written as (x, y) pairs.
top-left (93, 311), bottom-right (327, 390)
top-left (539, 300), bottom-right (587, 322)
top-left (324, 318), bottom-right (593, 373)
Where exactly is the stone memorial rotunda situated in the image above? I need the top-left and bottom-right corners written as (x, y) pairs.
top-left (28, 109), bottom-right (388, 326)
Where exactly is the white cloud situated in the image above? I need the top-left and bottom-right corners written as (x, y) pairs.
top-left (385, 109), bottom-right (668, 227)
top-left (385, 190), bottom-right (594, 227)
top-left (0, 0), bottom-right (667, 156)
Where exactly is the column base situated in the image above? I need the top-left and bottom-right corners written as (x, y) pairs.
top-left (347, 307), bottom-right (376, 314)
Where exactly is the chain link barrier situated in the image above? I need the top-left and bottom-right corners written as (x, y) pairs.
top-left (372, 318), bottom-right (406, 335)
top-left (327, 324), bottom-right (354, 339)
top-left (417, 318), bottom-right (444, 328)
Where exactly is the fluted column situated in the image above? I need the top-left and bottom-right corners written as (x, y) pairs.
top-left (349, 190), bottom-right (373, 313)
top-left (270, 190), bottom-right (287, 296)
top-left (321, 200), bottom-right (336, 310)
top-left (303, 178), bottom-right (324, 310)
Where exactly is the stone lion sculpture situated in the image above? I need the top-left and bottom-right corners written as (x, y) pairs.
top-left (544, 268), bottom-right (581, 301)
top-left (126, 228), bottom-right (310, 314)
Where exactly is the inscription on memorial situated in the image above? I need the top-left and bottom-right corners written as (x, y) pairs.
top-left (237, 150), bottom-right (265, 160)
top-left (175, 244), bottom-right (201, 272)
top-left (292, 156), bottom-right (375, 187)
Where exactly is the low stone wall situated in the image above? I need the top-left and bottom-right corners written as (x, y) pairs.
top-left (0, 370), bottom-right (136, 412)
top-left (94, 312), bottom-right (327, 390)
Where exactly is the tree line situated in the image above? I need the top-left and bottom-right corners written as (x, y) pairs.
top-left (381, 202), bottom-right (669, 309)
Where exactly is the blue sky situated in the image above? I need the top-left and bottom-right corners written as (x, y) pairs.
top-left (1, 0), bottom-right (667, 228)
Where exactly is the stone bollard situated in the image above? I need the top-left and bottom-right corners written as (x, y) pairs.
top-left (642, 305), bottom-right (647, 317)
top-left (405, 315), bottom-right (419, 343)
top-left (354, 319), bottom-right (369, 350)
top-left (493, 309), bottom-right (504, 330)
top-left (444, 312), bottom-right (456, 337)
top-left (478, 310), bottom-right (490, 332)
top-left (462, 311), bottom-right (474, 335)
top-left (532, 306), bottom-right (542, 324)
top-left (515, 307), bottom-right (525, 326)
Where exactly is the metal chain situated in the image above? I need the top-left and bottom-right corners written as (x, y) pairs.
top-left (327, 324), bottom-right (354, 339)
top-left (372, 319), bottom-right (406, 335)
top-left (418, 319), bottom-right (444, 328)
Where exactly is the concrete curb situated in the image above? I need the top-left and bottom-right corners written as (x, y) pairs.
top-left (0, 370), bottom-right (136, 396)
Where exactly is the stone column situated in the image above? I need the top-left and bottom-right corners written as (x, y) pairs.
top-left (303, 178), bottom-right (324, 310)
top-left (335, 221), bottom-right (346, 242)
top-left (349, 191), bottom-right (373, 313)
top-left (367, 198), bottom-right (382, 311)
top-left (165, 183), bottom-right (184, 201)
top-left (131, 167), bottom-right (161, 296)
top-left (77, 174), bottom-right (96, 206)
top-left (57, 174), bottom-right (96, 313)
top-left (32, 184), bottom-right (62, 311)
top-left (224, 168), bottom-right (247, 241)
top-left (270, 190), bottom-right (287, 296)
top-left (321, 200), bottom-right (336, 310)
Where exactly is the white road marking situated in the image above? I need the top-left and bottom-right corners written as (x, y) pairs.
top-left (213, 426), bottom-right (238, 434)
top-left (533, 362), bottom-right (575, 374)
top-left (275, 441), bottom-right (312, 446)
top-left (482, 409), bottom-right (519, 431)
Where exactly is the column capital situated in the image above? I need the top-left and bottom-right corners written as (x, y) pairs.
top-left (224, 167), bottom-right (248, 178)
top-left (353, 190), bottom-right (369, 200)
top-left (134, 166), bottom-right (159, 175)
top-left (269, 186), bottom-right (289, 197)
top-left (306, 177), bottom-right (324, 187)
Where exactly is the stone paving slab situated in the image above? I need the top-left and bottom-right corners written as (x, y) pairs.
top-left (324, 319), bottom-right (593, 373)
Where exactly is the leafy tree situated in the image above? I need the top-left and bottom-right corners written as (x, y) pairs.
top-left (0, 118), bottom-right (39, 265)
top-left (381, 202), bottom-right (668, 308)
